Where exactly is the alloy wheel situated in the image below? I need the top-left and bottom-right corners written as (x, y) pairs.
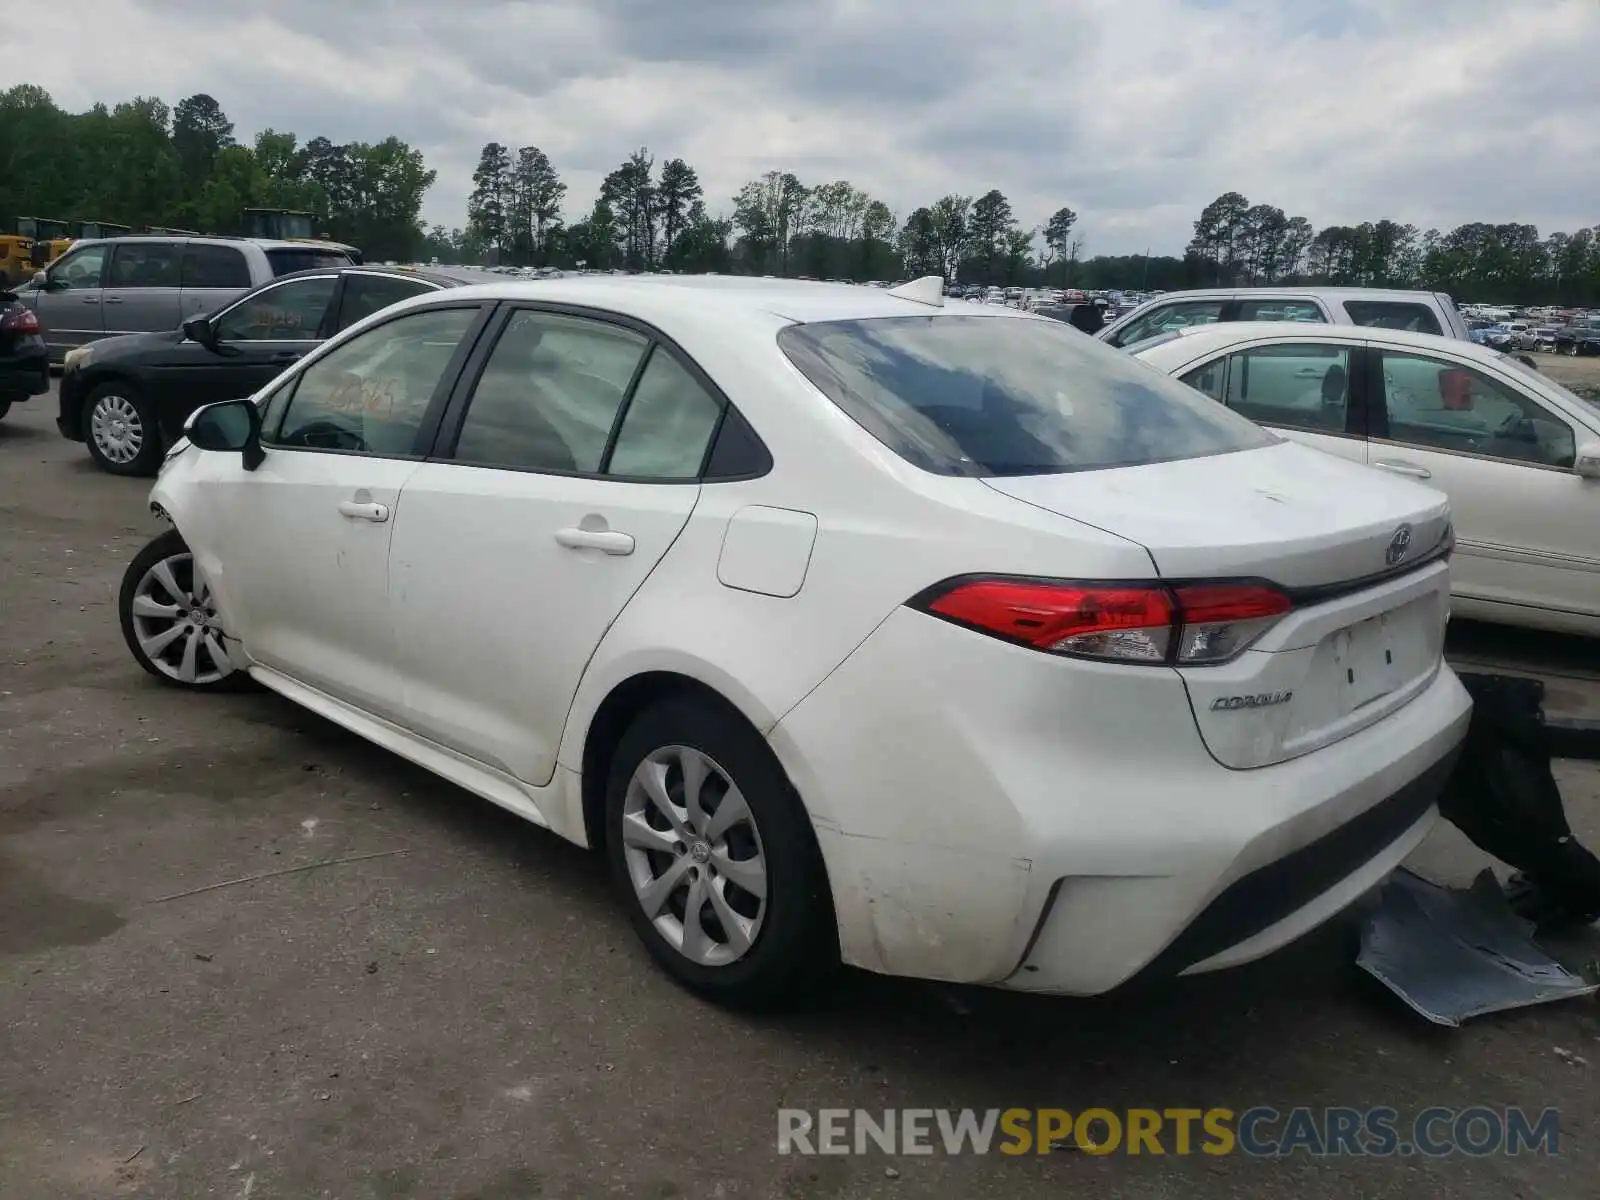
top-left (128, 551), bottom-right (234, 685)
top-left (90, 393), bottom-right (144, 465)
top-left (621, 745), bottom-right (768, 967)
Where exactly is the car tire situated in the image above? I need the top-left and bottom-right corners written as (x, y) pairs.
top-left (604, 695), bottom-right (837, 1008)
top-left (85, 381), bottom-right (163, 476)
top-left (119, 528), bottom-right (248, 691)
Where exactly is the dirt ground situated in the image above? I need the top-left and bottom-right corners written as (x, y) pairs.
top-left (1540, 350), bottom-right (1600, 401)
top-left (3, 384), bottom-right (1599, 1199)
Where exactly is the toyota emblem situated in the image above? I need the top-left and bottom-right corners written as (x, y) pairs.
top-left (1386, 524), bottom-right (1413, 567)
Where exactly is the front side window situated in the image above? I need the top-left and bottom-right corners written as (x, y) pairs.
top-left (181, 244), bottom-right (251, 289)
top-left (1108, 300), bottom-right (1226, 348)
top-left (1182, 343), bottom-right (1352, 434)
top-left (271, 306), bottom-right (478, 455)
top-left (1380, 351), bottom-right (1576, 468)
top-left (335, 274), bottom-right (436, 331)
top-left (453, 310), bottom-right (649, 473)
top-left (1344, 301), bottom-right (1442, 335)
top-left (48, 244), bottom-right (109, 290)
top-left (1235, 298), bottom-right (1326, 323)
top-left (106, 243), bottom-right (181, 289)
top-left (779, 314), bottom-right (1275, 476)
top-left (214, 277), bottom-right (337, 343)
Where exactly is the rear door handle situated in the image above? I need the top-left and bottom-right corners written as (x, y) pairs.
top-left (271, 350), bottom-right (302, 362)
top-left (338, 500), bottom-right (390, 522)
top-left (1372, 459), bottom-right (1432, 480)
top-left (554, 527), bottom-right (635, 555)
top-left (103, 296), bottom-right (124, 305)
top-left (83, 295), bottom-right (102, 304)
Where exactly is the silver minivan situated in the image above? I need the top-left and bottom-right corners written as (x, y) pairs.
top-left (23, 236), bottom-right (354, 361)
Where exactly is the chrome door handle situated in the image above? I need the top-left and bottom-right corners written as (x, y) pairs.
top-left (103, 296), bottom-right (124, 304)
top-left (1373, 459), bottom-right (1432, 480)
top-left (82, 296), bottom-right (101, 304)
top-left (338, 500), bottom-right (390, 522)
top-left (554, 527), bottom-right (635, 555)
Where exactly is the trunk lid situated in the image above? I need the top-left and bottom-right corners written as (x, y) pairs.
top-left (982, 440), bottom-right (1450, 590)
top-left (984, 441), bottom-right (1454, 768)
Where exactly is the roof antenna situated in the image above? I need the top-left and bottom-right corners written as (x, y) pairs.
top-left (886, 275), bottom-right (946, 308)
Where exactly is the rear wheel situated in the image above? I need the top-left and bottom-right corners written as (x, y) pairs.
top-left (605, 696), bottom-right (836, 1008)
top-left (119, 528), bottom-right (244, 690)
top-left (85, 381), bottom-right (162, 475)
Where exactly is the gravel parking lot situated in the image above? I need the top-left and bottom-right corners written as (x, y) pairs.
top-left (3, 382), bottom-right (1599, 1199)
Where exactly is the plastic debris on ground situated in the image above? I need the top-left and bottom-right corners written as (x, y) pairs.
top-left (1357, 867), bottom-right (1598, 1027)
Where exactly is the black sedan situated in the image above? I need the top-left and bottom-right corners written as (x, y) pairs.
top-left (0, 286), bottom-right (50, 423)
top-left (1554, 323), bottom-right (1600, 358)
top-left (57, 263), bottom-right (497, 474)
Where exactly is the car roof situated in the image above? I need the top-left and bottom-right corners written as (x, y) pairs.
top-left (1132, 320), bottom-right (1514, 367)
top-left (392, 274), bottom-right (1037, 327)
top-left (1127, 286), bottom-right (1446, 300)
top-left (268, 263), bottom-right (505, 288)
top-left (64, 234), bottom-right (355, 253)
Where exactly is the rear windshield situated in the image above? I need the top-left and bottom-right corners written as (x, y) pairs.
top-left (267, 248), bottom-right (354, 276)
top-left (777, 314), bottom-right (1274, 476)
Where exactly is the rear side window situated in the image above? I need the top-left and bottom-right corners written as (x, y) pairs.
top-left (453, 310), bottom-right (649, 473)
top-left (267, 248), bottom-right (354, 276)
top-left (779, 315), bottom-right (1274, 477)
top-left (1234, 298), bottom-right (1326, 323)
top-left (1343, 300), bottom-right (1442, 335)
top-left (181, 244), bottom-right (251, 289)
top-left (336, 274), bottom-right (436, 331)
top-left (607, 348), bottom-right (724, 478)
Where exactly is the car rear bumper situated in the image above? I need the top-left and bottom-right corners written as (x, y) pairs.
top-left (0, 344), bottom-right (48, 401)
top-left (768, 606), bottom-right (1472, 995)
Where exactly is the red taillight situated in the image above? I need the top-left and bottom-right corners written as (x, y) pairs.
top-left (1, 308), bottom-right (41, 334)
top-left (915, 577), bottom-right (1293, 666)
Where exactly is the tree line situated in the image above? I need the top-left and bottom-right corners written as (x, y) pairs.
top-left (1185, 192), bottom-right (1600, 306)
top-left (7, 84), bottom-right (1595, 305)
top-left (0, 85), bottom-right (434, 263)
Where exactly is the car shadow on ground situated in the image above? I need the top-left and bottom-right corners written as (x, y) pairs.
top-left (230, 686), bottom-right (1473, 1083)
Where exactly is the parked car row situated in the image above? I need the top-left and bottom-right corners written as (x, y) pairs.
top-left (118, 272), bottom-right (1472, 1007)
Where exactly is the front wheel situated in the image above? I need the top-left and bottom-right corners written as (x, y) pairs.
top-left (85, 381), bottom-right (163, 475)
top-left (605, 696), bottom-right (837, 1008)
top-left (119, 528), bottom-right (245, 690)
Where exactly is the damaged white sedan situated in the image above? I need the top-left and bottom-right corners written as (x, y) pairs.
top-left (120, 275), bottom-right (1471, 1005)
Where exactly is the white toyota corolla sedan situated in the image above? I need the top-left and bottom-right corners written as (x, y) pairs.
top-left (120, 276), bottom-right (1471, 1006)
top-left (1132, 322), bottom-right (1600, 638)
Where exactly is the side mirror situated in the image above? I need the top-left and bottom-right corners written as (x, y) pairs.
top-left (1575, 443), bottom-right (1600, 481)
top-left (182, 316), bottom-right (217, 349)
top-left (185, 398), bottom-right (265, 471)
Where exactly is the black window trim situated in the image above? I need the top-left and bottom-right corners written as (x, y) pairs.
top-left (1368, 346), bottom-right (1581, 474)
top-left (431, 299), bottom-right (771, 485)
top-left (259, 301), bottom-right (497, 462)
top-left (206, 273), bottom-right (344, 344)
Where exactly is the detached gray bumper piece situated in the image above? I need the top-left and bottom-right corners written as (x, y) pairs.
top-left (1358, 868), bottom-right (1598, 1027)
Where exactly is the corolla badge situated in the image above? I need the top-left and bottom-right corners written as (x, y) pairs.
top-left (1385, 524), bottom-right (1413, 567)
top-left (1210, 691), bottom-right (1293, 711)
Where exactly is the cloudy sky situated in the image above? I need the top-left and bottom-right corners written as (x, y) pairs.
top-left (17, 0), bottom-right (1600, 254)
